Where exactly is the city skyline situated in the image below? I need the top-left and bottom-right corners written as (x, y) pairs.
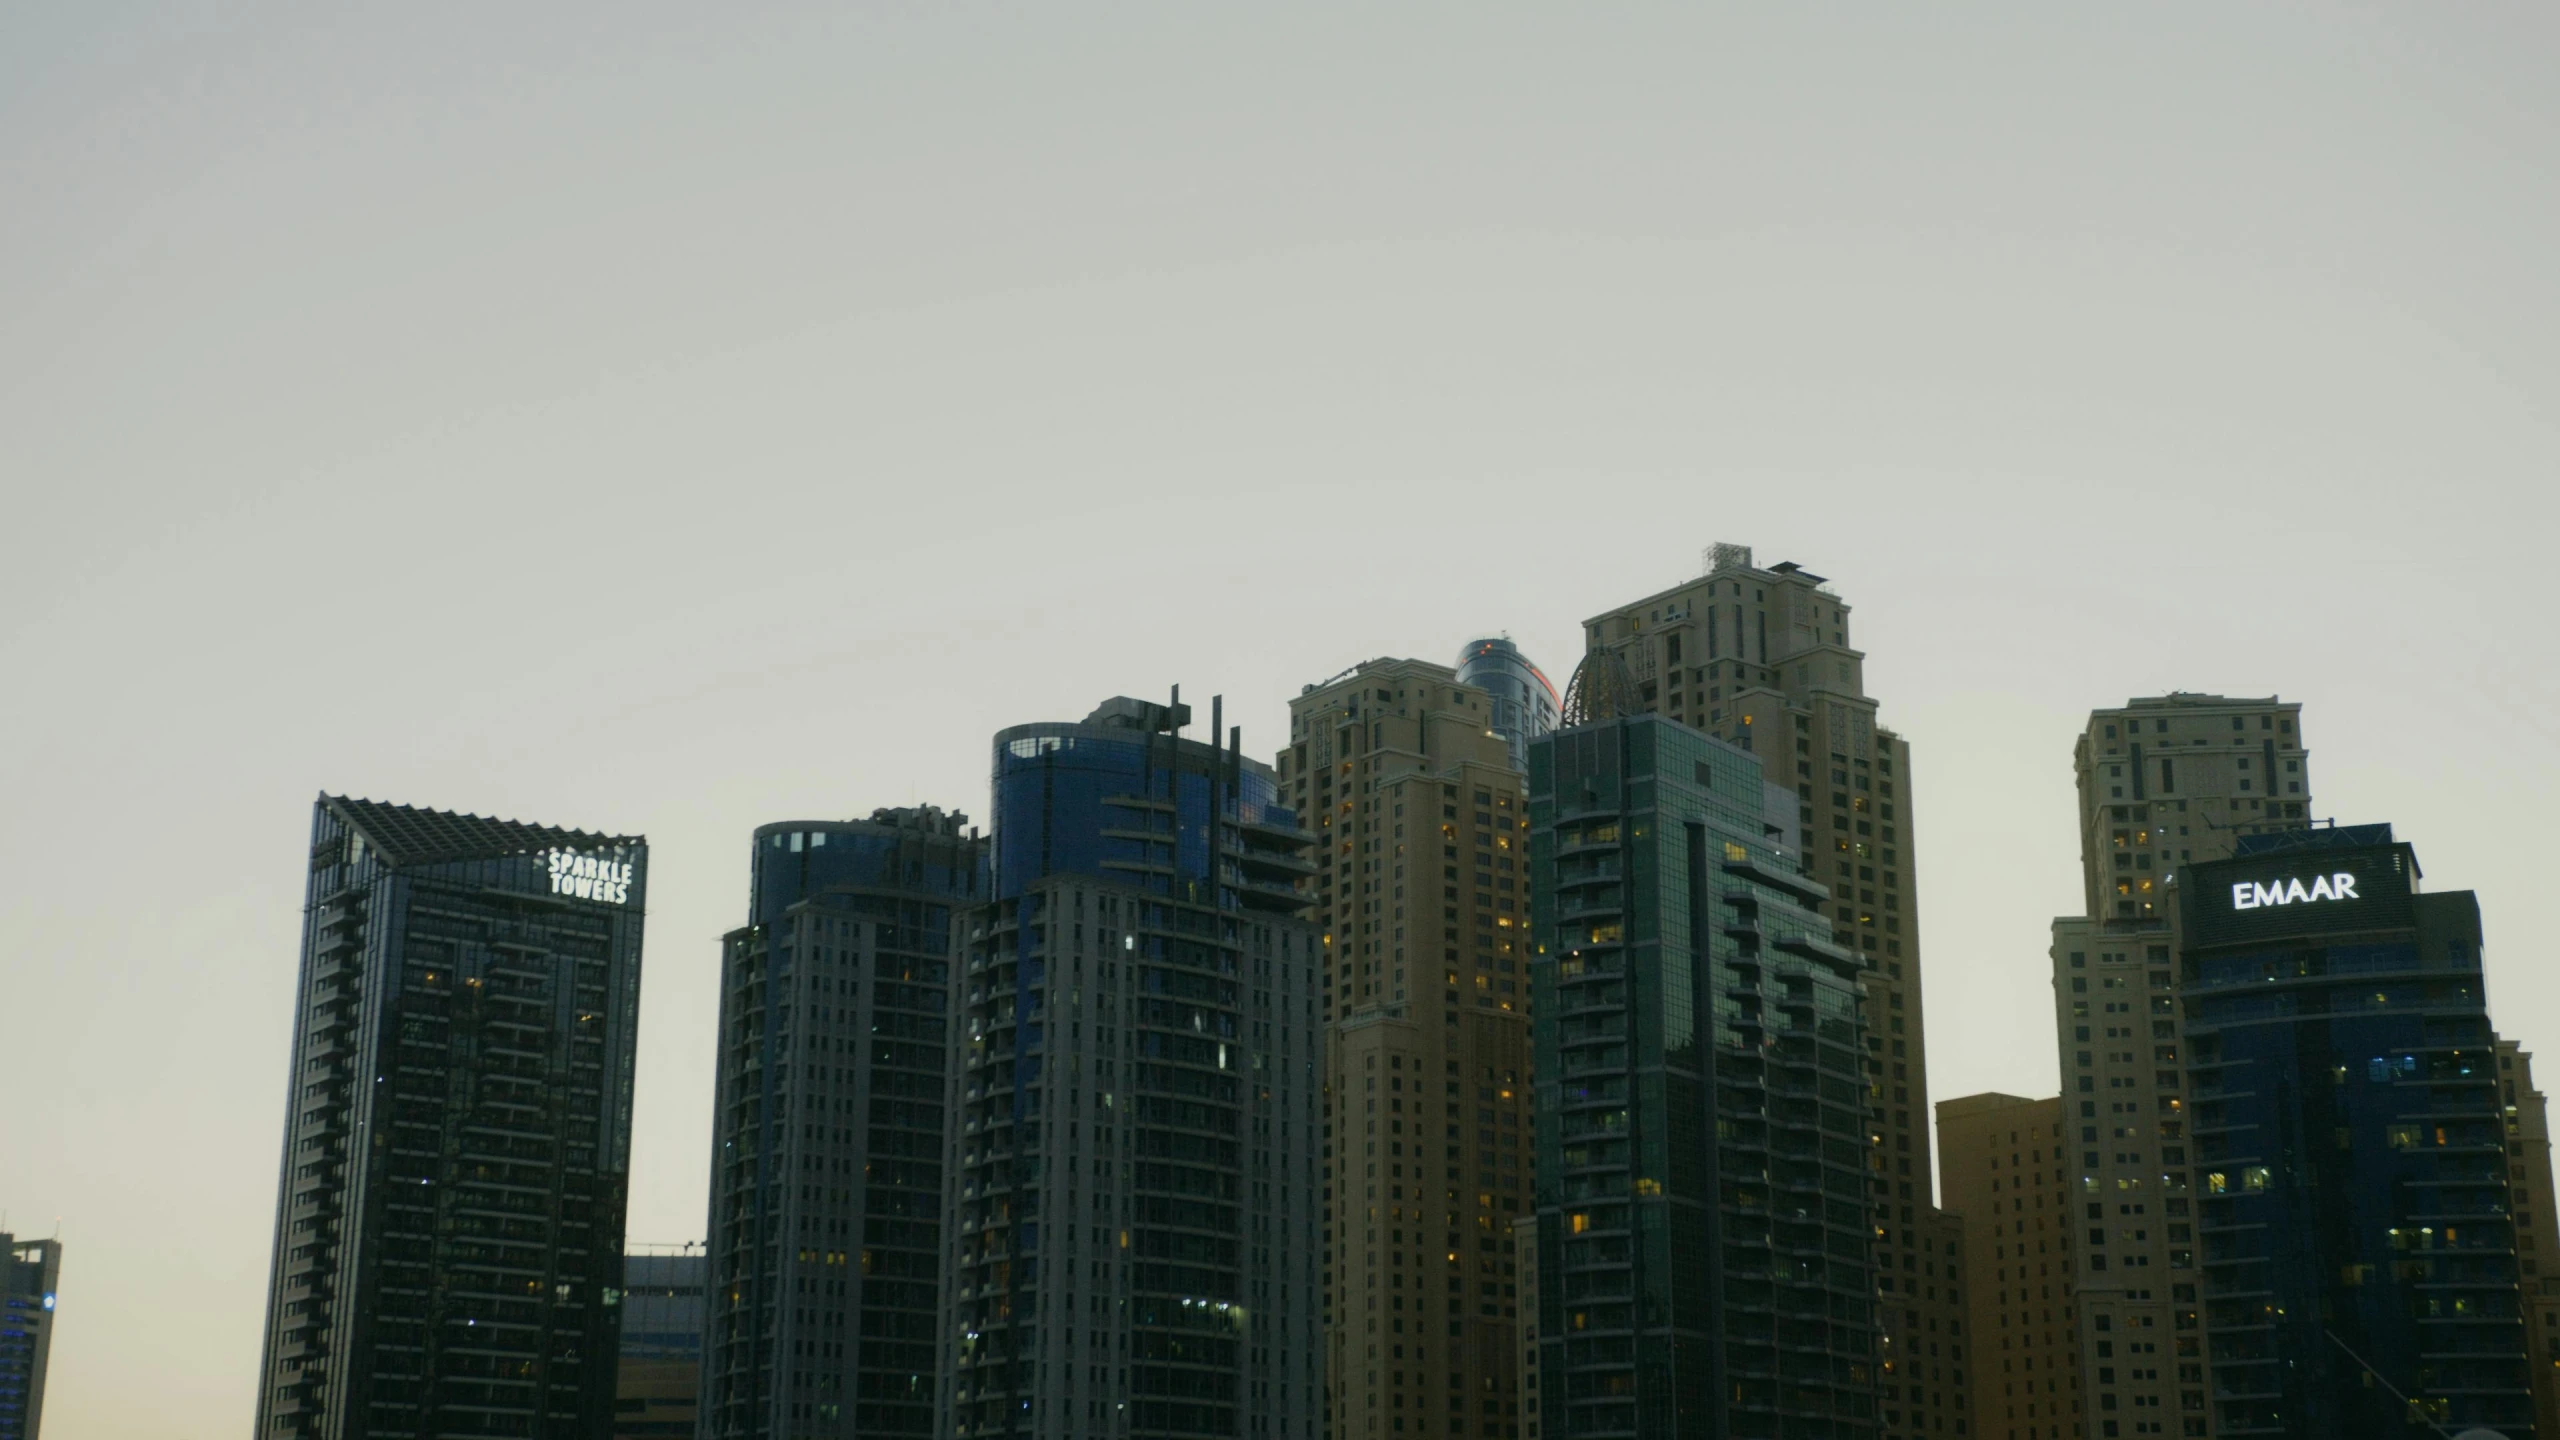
top-left (6, 6), bottom-right (2558, 1436)
top-left (8, 551), bottom-right (2556, 1437)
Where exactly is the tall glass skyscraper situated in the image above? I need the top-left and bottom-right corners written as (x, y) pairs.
top-left (254, 795), bottom-right (648, 1439)
top-left (1458, 636), bottom-right (1560, 773)
top-left (1529, 685), bottom-right (1876, 1439)
top-left (941, 693), bottom-right (1322, 1440)
top-left (699, 806), bottom-right (986, 1440)
top-left (2181, 825), bottom-right (2533, 1436)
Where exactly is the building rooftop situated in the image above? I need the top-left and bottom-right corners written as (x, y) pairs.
top-left (322, 793), bottom-right (638, 867)
top-left (2230, 822), bottom-right (2399, 859)
top-left (2109, 693), bottom-right (2292, 711)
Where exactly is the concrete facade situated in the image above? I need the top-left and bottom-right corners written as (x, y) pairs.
top-left (1279, 658), bottom-right (1536, 1440)
top-left (1938, 1095), bottom-right (2080, 1440)
top-left (2500, 1041), bottom-right (2560, 1436)
top-left (2049, 694), bottom-right (2309, 1439)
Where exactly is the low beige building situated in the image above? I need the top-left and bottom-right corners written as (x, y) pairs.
top-left (1941, 1094), bottom-right (2081, 1440)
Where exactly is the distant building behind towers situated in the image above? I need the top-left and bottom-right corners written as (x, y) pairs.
top-left (615, 1246), bottom-right (704, 1440)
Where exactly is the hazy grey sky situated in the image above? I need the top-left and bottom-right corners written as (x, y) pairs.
top-left (4, 5), bottom-right (2556, 1434)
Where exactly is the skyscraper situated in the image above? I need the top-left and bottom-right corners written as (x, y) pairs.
top-left (1578, 545), bottom-right (1962, 1438)
top-left (1936, 1095), bottom-right (2080, 1440)
top-left (1529, 669), bottom-right (1877, 1438)
top-left (699, 806), bottom-right (985, 1440)
top-left (2180, 825), bottom-right (2532, 1435)
top-left (615, 1246), bottom-right (704, 1440)
top-left (1456, 637), bottom-right (1560, 773)
top-left (254, 795), bottom-right (648, 1439)
top-left (2500, 1041), bottom-right (2560, 1436)
top-left (2498, 1035), bottom-right (2560, 1424)
top-left (1278, 656), bottom-right (1538, 1440)
top-left (0, 1235), bottom-right (58, 1440)
top-left (940, 694), bottom-right (1322, 1440)
top-left (2049, 693), bottom-right (2310, 1435)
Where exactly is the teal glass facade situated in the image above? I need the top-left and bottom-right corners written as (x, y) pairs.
top-left (1530, 716), bottom-right (1876, 1439)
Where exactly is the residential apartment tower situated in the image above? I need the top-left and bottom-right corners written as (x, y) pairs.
top-left (940, 695), bottom-right (1322, 1440)
top-left (1278, 657), bottom-right (1539, 1440)
top-left (253, 795), bottom-right (648, 1439)
top-left (699, 806), bottom-right (986, 1439)
top-left (1579, 545), bottom-right (1962, 1438)
top-left (2049, 693), bottom-right (2309, 1436)
top-left (1529, 671), bottom-right (1877, 1438)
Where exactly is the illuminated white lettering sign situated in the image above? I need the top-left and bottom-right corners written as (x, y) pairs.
top-left (545, 849), bottom-right (634, 904)
top-left (2229, 872), bottom-right (2358, 911)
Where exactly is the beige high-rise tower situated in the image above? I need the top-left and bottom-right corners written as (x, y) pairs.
top-left (1279, 657), bottom-right (1540, 1440)
top-left (1939, 1093), bottom-right (2082, 1440)
top-left (1581, 544), bottom-right (1968, 1439)
top-left (2049, 693), bottom-right (2311, 1439)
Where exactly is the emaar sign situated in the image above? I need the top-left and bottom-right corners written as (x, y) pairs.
top-left (2230, 872), bottom-right (2359, 911)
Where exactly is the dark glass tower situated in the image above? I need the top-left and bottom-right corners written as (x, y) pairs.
top-left (699, 807), bottom-right (986, 1439)
top-left (1529, 696), bottom-right (1876, 1438)
top-left (2182, 825), bottom-right (2533, 1436)
top-left (0, 1235), bottom-right (59, 1440)
top-left (254, 795), bottom-right (648, 1439)
top-left (942, 694), bottom-right (1322, 1440)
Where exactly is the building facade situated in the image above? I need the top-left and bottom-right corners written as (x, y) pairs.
top-left (254, 795), bottom-right (648, 1439)
top-left (0, 1235), bottom-right (58, 1440)
top-left (2049, 693), bottom-right (2311, 1437)
top-left (2182, 826), bottom-right (2532, 1435)
top-left (2502, 1042), bottom-right (2560, 1436)
top-left (1938, 1095), bottom-right (2079, 1440)
top-left (1579, 545), bottom-right (1961, 1438)
top-left (615, 1248), bottom-right (704, 1440)
top-left (1529, 688), bottom-right (1876, 1438)
top-left (1456, 637), bottom-right (1560, 774)
top-left (1515, 1216), bottom-right (1541, 1440)
top-left (940, 695), bottom-right (1322, 1440)
top-left (1278, 657), bottom-right (1538, 1440)
top-left (699, 807), bottom-right (985, 1440)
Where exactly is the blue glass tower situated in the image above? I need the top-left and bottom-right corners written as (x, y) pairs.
top-left (944, 693), bottom-right (1322, 1440)
top-left (700, 806), bottom-right (987, 1440)
top-left (2182, 825), bottom-right (2532, 1436)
